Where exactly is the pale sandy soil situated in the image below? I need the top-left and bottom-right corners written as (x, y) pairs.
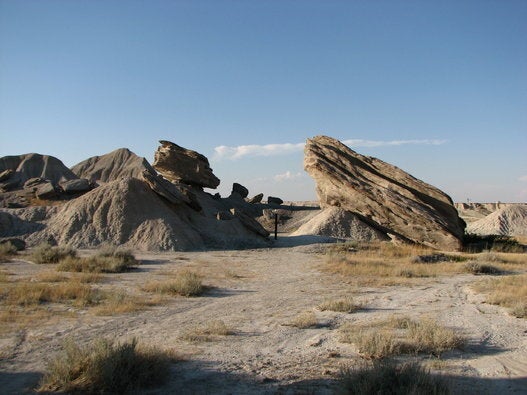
top-left (1, 238), bottom-right (526, 394)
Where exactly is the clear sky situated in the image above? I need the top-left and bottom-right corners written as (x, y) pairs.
top-left (1, 0), bottom-right (526, 202)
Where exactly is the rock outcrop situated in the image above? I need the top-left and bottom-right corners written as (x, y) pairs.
top-left (0, 154), bottom-right (77, 189)
top-left (304, 136), bottom-right (465, 250)
top-left (153, 140), bottom-right (220, 189)
top-left (71, 148), bottom-right (155, 184)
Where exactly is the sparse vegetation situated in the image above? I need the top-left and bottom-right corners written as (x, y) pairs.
top-left (472, 274), bottom-right (527, 318)
top-left (0, 242), bottom-right (18, 262)
top-left (318, 296), bottom-right (361, 313)
top-left (142, 270), bottom-right (203, 296)
top-left (339, 317), bottom-right (464, 359)
top-left (30, 243), bottom-right (76, 264)
top-left (463, 234), bottom-right (525, 253)
top-left (39, 338), bottom-right (174, 393)
top-left (180, 320), bottom-right (234, 342)
top-left (463, 261), bottom-right (502, 275)
top-left (338, 360), bottom-right (449, 395)
top-left (288, 311), bottom-right (318, 329)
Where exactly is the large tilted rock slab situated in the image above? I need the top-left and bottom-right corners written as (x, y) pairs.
top-left (304, 136), bottom-right (465, 250)
top-left (153, 140), bottom-right (220, 189)
top-left (71, 148), bottom-right (156, 183)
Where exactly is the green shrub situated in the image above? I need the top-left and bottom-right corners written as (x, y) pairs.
top-left (30, 243), bottom-right (76, 264)
top-left (39, 338), bottom-right (173, 393)
top-left (338, 360), bottom-right (449, 395)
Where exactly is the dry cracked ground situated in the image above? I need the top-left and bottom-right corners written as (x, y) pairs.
top-left (1, 237), bottom-right (526, 394)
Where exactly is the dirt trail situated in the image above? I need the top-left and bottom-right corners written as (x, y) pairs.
top-left (1, 243), bottom-right (526, 394)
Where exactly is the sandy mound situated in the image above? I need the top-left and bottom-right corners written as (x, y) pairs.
top-left (22, 177), bottom-right (269, 251)
top-left (291, 207), bottom-right (389, 241)
top-left (0, 153), bottom-right (78, 187)
top-left (71, 148), bottom-right (155, 183)
top-left (466, 204), bottom-right (527, 237)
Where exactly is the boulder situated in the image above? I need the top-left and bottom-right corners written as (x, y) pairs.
top-left (304, 136), bottom-right (465, 250)
top-left (231, 183), bottom-right (249, 198)
top-left (153, 140), bottom-right (220, 189)
top-left (60, 179), bottom-right (91, 194)
top-left (247, 193), bottom-right (263, 204)
top-left (268, 196), bottom-right (283, 206)
top-left (36, 182), bottom-right (58, 199)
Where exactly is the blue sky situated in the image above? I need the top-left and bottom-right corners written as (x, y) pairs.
top-left (1, 0), bottom-right (526, 202)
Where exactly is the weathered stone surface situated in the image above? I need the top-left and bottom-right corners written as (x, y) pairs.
top-left (230, 208), bottom-right (270, 237)
top-left (153, 140), bottom-right (220, 189)
top-left (268, 196), bottom-right (283, 206)
top-left (60, 179), bottom-right (91, 194)
top-left (0, 169), bottom-right (13, 182)
top-left (141, 170), bottom-right (201, 211)
top-left (231, 183), bottom-right (249, 198)
top-left (304, 136), bottom-right (465, 250)
top-left (247, 193), bottom-right (263, 204)
top-left (71, 148), bottom-right (156, 184)
top-left (36, 182), bottom-right (57, 199)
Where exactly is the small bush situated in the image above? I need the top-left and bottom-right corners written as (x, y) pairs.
top-left (340, 328), bottom-right (399, 359)
top-left (405, 318), bottom-right (465, 356)
top-left (0, 242), bottom-right (18, 262)
top-left (143, 270), bottom-right (203, 297)
top-left (338, 360), bottom-right (449, 395)
top-left (57, 253), bottom-right (138, 273)
top-left (31, 243), bottom-right (76, 264)
top-left (288, 311), bottom-right (318, 329)
top-left (181, 320), bottom-right (234, 342)
top-left (39, 338), bottom-right (173, 393)
top-left (463, 261), bottom-right (502, 275)
top-left (318, 297), bottom-right (361, 313)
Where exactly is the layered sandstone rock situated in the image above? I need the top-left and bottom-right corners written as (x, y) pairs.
top-left (304, 136), bottom-right (465, 250)
top-left (153, 141), bottom-right (220, 189)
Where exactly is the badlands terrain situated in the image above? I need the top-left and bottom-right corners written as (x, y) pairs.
top-left (1, 136), bottom-right (526, 393)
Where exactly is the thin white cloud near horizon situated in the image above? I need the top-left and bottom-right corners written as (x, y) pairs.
top-left (213, 139), bottom-right (447, 160)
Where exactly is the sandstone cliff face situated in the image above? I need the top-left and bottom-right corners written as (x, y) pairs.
top-left (153, 141), bottom-right (220, 189)
top-left (304, 136), bottom-right (465, 250)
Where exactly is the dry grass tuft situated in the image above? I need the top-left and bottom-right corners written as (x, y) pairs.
top-left (57, 250), bottom-right (139, 273)
top-left (180, 320), bottom-right (234, 342)
top-left (339, 317), bottom-right (464, 359)
top-left (472, 274), bottom-right (527, 318)
top-left (143, 270), bottom-right (203, 297)
top-left (0, 242), bottom-right (18, 262)
top-left (288, 311), bottom-right (318, 329)
top-left (338, 360), bottom-right (449, 395)
top-left (318, 296), bottom-right (361, 313)
top-left (39, 337), bottom-right (174, 393)
top-left (30, 243), bottom-right (77, 264)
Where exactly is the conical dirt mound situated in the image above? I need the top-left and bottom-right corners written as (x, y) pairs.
top-left (466, 204), bottom-right (527, 237)
top-left (71, 148), bottom-right (155, 183)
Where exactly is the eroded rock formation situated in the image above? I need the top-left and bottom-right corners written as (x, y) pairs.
top-left (304, 136), bottom-right (465, 250)
top-left (153, 140), bottom-right (220, 189)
